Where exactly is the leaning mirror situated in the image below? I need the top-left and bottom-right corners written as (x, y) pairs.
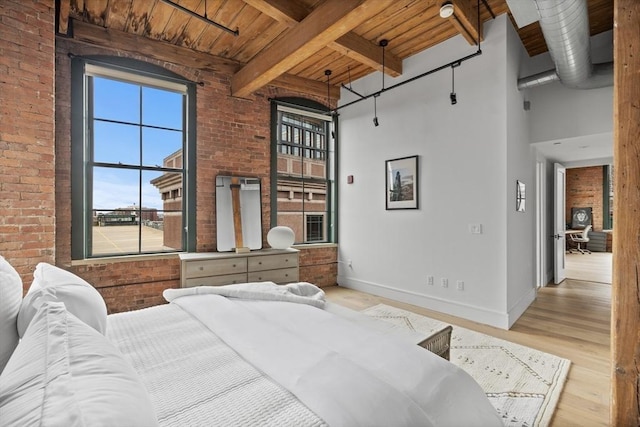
top-left (215, 176), bottom-right (262, 252)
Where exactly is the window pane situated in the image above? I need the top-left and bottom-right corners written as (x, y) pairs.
top-left (142, 87), bottom-right (183, 130)
top-left (93, 121), bottom-right (140, 165)
top-left (147, 171), bottom-right (183, 251)
top-left (93, 77), bottom-right (140, 123)
top-left (140, 210), bottom-right (182, 252)
top-left (142, 127), bottom-right (182, 168)
top-left (277, 212), bottom-right (303, 245)
top-left (93, 167), bottom-right (140, 211)
top-left (92, 209), bottom-right (139, 256)
top-left (275, 107), bottom-right (332, 245)
top-left (304, 155), bottom-right (326, 180)
top-left (306, 215), bottom-right (324, 242)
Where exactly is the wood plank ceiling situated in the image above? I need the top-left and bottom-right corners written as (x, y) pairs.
top-left (59, 0), bottom-right (613, 99)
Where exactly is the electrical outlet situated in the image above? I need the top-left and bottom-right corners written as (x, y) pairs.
top-left (427, 276), bottom-right (434, 286)
top-left (441, 278), bottom-right (448, 288)
top-left (456, 280), bottom-right (464, 291)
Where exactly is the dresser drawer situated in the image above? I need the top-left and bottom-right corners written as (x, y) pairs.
top-left (184, 273), bottom-right (248, 288)
top-left (185, 258), bottom-right (247, 278)
top-left (248, 267), bottom-right (298, 284)
top-left (248, 254), bottom-right (299, 272)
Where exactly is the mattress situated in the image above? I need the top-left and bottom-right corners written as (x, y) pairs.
top-left (108, 293), bottom-right (502, 427)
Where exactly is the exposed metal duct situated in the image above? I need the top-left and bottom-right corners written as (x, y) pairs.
top-left (517, 0), bottom-right (613, 90)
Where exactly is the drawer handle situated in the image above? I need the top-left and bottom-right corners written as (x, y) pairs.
top-left (285, 259), bottom-right (289, 262)
top-left (199, 266), bottom-right (204, 270)
top-left (285, 273), bottom-right (289, 277)
top-left (258, 261), bottom-right (262, 265)
top-left (232, 264), bottom-right (236, 267)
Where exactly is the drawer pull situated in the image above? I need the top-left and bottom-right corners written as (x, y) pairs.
top-left (285, 273), bottom-right (289, 277)
top-left (232, 264), bottom-right (236, 267)
top-left (258, 261), bottom-right (262, 265)
top-left (285, 259), bottom-right (289, 262)
top-left (199, 266), bottom-right (204, 271)
top-left (258, 277), bottom-right (262, 280)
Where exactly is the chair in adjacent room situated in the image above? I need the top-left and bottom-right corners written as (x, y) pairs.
top-left (569, 225), bottom-right (592, 254)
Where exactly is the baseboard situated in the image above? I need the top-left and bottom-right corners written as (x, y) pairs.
top-left (507, 287), bottom-right (537, 329)
top-left (337, 276), bottom-right (509, 329)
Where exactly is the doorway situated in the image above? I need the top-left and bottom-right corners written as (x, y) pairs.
top-left (561, 165), bottom-right (613, 284)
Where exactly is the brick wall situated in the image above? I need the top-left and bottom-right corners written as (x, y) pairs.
top-left (0, 1), bottom-right (56, 284)
top-left (50, 28), bottom-right (337, 312)
top-left (0, 2), bottom-right (337, 312)
top-left (566, 166), bottom-right (604, 231)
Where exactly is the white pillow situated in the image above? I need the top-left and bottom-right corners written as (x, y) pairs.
top-left (0, 301), bottom-right (159, 426)
top-left (17, 263), bottom-right (107, 337)
top-left (0, 255), bottom-right (22, 374)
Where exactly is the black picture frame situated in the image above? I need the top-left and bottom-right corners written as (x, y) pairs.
top-left (385, 155), bottom-right (419, 210)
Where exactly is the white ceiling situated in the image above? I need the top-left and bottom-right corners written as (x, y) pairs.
top-left (532, 132), bottom-right (613, 166)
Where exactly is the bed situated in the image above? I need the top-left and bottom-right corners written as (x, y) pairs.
top-left (0, 257), bottom-right (502, 427)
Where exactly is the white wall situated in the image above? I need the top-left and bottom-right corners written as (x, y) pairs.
top-left (337, 16), bottom-right (532, 329)
top-left (522, 31), bottom-right (614, 286)
top-left (505, 20), bottom-right (536, 326)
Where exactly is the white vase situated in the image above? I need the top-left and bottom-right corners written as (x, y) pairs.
top-left (267, 226), bottom-right (295, 249)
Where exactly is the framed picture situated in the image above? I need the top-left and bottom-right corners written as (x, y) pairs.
top-left (571, 207), bottom-right (592, 229)
top-left (516, 180), bottom-right (526, 212)
top-left (385, 155), bottom-right (418, 210)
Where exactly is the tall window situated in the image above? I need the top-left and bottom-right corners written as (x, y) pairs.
top-left (271, 100), bottom-right (336, 244)
top-left (71, 58), bottom-right (196, 259)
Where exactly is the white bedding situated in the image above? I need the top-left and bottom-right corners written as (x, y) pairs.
top-left (107, 303), bottom-right (326, 427)
top-left (109, 288), bottom-right (502, 427)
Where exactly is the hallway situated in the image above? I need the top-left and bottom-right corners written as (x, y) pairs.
top-left (565, 252), bottom-right (612, 284)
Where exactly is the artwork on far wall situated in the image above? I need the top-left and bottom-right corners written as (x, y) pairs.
top-left (385, 155), bottom-right (418, 210)
top-left (516, 180), bottom-right (526, 212)
top-left (571, 207), bottom-right (592, 229)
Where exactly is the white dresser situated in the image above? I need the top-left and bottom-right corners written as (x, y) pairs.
top-left (179, 249), bottom-right (299, 288)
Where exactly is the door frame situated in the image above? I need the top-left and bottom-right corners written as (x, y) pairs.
top-left (535, 161), bottom-right (546, 288)
top-left (553, 163), bottom-right (566, 284)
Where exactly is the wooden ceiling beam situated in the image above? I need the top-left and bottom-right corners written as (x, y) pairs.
top-left (239, 0), bottom-right (401, 90)
top-left (68, 20), bottom-right (336, 100)
top-left (330, 32), bottom-right (401, 78)
top-left (448, 0), bottom-right (483, 46)
top-left (272, 73), bottom-right (340, 100)
top-left (58, 0), bottom-right (71, 35)
top-left (243, 0), bottom-right (308, 25)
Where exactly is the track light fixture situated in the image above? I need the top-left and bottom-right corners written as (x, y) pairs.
top-left (372, 40), bottom-right (388, 127)
top-left (373, 94), bottom-right (380, 127)
top-left (379, 39), bottom-right (388, 90)
top-left (450, 62), bottom-right (459, 105)
top-left (325, 69), bottom-right (332, 112)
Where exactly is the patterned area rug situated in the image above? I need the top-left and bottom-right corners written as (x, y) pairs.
top-left (362, 304), bottom-right (571, 427)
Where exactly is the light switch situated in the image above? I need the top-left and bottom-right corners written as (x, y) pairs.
top-left (469, 223), bottom-right (482, 234)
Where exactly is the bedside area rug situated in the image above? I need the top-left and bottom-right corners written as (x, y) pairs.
top-left (361, 304), bottom-right (571, 427)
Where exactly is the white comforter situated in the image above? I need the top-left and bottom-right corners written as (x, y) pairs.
top-left (168, 289), bottom-right (501, 426)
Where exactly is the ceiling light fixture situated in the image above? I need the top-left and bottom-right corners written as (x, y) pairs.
top-left (379, 39), bottom-right (388, 90)
top-left (325, 69), bottom-right (332, 112)
top-left (373, 94), bottom-right (380, 127)
top-left (450, 62), bottom-right (459, 105)
top-left (440, 1), bottom-right (455, 18)
top-left (372, 40), bottom-right (388, 127)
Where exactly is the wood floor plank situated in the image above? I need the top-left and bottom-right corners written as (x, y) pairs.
top-left (324, 278), bottom-right (611, 426)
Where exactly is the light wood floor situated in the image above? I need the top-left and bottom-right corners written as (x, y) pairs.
top-left (325, 279), bottom-right (611, 426)
top-left (565, 252), bottom-right (612, 284)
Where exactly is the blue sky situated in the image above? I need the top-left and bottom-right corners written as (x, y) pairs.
top-left (92, 77), bottom-right (184, 211)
